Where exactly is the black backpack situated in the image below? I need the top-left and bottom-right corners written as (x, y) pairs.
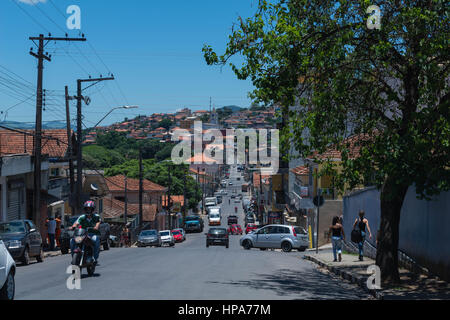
top-left (351, 223), bottom-right (362, 243)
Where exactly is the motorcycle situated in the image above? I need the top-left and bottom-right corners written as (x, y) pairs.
top-left (70, 227), bottom-right (97, 277)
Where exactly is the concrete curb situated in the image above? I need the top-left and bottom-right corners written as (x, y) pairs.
top-left (304, 255), bottom-right (384, 300)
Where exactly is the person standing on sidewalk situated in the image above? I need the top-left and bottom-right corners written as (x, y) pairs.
top-left (46, 217), bottom-right (57, 251)
top-left (55, 215), bottom-right (62, 248)
top-left (329, 216), bottom-right (345, 262)
top-left (353, 210), bottom-right (372, 261)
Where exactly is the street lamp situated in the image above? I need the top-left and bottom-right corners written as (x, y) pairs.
top-left (93, 105), bottom-right (138, 128)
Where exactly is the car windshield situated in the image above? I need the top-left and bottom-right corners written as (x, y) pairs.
top-left (185, 217), bottom-right (199, 222)
top-left (172, 231), bottom-right (181, 235)
top-left (0, 221), bottom-right (26, 234)
top-left (140, 230), bottom-right (157, 236)
top-left (210, 214), bottom-right (220, 218)
top-left (160, 231), bottom-right (170, 236)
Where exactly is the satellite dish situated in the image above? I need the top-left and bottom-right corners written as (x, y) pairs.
top-left (90, 183), bottom-right (99, 191)
top-left (84, 96), bottom-right (91, 105)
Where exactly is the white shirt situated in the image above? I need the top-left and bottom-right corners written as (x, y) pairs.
top-left (47, 219), bottom-right (56, 234)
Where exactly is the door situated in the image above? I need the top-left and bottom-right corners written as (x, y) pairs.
top-left (254, 226), bottom-right (272, 248)
top-left (0, 241), bottom-right (7, 285)
top-left (266, 226), bottom-right (291, 248)
top-left (25, 221), bottom-right (40, 255)
top-left (7, 189), bottom-right (20, 221)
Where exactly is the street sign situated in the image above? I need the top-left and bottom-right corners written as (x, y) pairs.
top-left (313, 195), bottom-right (324, 207)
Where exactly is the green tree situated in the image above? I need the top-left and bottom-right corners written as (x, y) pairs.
top-left (159, 118), bottom-right (173, 130)
top-left (204, 0), bottom-right (449, 284)
top-left (83, 145), bottom-right (126, 169)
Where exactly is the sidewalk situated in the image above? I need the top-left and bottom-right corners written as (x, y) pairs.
top-left (304, 244), bottom-right (450, 300)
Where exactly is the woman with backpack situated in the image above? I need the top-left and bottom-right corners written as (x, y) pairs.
top-left (352, 210), bottom-right (372, 261)
top-left (329, 216), bottom-right (345, 262)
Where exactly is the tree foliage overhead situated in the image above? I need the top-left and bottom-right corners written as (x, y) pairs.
top-left (203, 0), bottom-right (449, 283)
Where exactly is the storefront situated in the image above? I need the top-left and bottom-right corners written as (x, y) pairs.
top-left (268, 212), bottom-right (282, 225)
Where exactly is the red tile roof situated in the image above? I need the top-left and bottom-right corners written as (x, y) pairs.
top-left (0, 129), bottom-right (69, 158)
top-left (103, 197), bottom-right (158, 222)
top-left (105, 175), bottom-right (166, 192)
top-left (291, 166), bottom-right (310, 176)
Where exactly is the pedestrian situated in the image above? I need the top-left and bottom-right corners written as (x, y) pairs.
top-left (352, 210), bottom-right (372, 261)
top-left (46, 217), bottom-right (56, 251)
top-left (328, 216), bottom-right (345, 262)
top-left (55, 215), bottom-right (62, 248)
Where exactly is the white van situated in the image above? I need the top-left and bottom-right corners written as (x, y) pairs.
top-left (208, 210), bottom-right (221, 226)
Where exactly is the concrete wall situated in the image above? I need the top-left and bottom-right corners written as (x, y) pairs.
top-left (343, 186), bottom-right (450, 282)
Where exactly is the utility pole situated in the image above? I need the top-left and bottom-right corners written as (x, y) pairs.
top-left (124, 175), bottom-right (128, 226)
top-left (65, 86), bottom-right (75, 215)
top-left (196, 166), bottom-right (200, 214)
top-left (167, 164), bottom-right (172, 230)
top-left (259, 173), bottom-right (263, 223)
top-left (29, 34), bottom-right (86, 227)
top-left (183, 166), bottom-right (187, 220)
top-left (75, 76), bottom-right (114, 214)
top-left (139, 148), bottom-right (143, 230)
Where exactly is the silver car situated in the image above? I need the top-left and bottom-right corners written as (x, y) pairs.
top-left (240, 224), bottom-right (309, 252)
top-left (137, 230), bottom-right (162, 247)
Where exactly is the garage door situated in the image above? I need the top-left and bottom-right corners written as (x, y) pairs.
top-left (7, 189), bottom-right (21, 221)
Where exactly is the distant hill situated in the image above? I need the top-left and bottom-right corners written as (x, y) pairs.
top-left (0, 120), bottom-right (70, 130)
top-left (219, 105), bottom-right (246, 112)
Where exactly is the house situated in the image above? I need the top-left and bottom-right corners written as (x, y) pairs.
top-left (102, 175), bottom-right (167, 230)
top-left (0, 129), bottom-right (72, 237)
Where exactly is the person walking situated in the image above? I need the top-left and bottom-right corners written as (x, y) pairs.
top-left (329, 216), bottom-right (345, 262)
top-left (55, 215), bottom-right (62, 248)
top-left (353, 210), bottom-right (372, 261)
top-left (46, 217), bottom-right (57, 251)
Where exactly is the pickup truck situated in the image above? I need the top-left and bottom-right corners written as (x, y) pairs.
top-left (183, 216), bottom-right (204, 233)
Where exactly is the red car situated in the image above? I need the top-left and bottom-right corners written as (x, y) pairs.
top-left (171, 230), bottom-right (184, 243)
top-left (227, 224), bottom-right (243, 235)
top-left (245, 224), bottom-right (258, 234)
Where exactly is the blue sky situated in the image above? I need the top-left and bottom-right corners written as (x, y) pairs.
top-left (0, 0), bottom-right (258, 127)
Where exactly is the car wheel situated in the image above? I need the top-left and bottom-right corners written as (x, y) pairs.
top-left (226, 243), bottom-right (229, 249)
top-left (0, 271), bottom-right (15, 300)
top-left (36, 246), bottom-right (44, 263)
top-left (103, 239), bottom-right (110, 251)
top-left (243, 240), bottom-right (252, 250)
top-left (61, 246), bottom-right (69, 255)
top-left (21, 247), bottom-right (30, 266)
top-left (206, 243), bottom-right (209, 248)
top-left (282, 241), bottom-right (293, 253)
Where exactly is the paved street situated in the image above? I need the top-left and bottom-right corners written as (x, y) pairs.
top-left (14, 166), bottom-right (371, 300)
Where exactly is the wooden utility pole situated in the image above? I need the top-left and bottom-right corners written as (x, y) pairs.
top-left (29, 34), bottom-right (85, 227)
top-left (65, 86), bottom-right (76, 215)
top-left (167, 164), bottom-right (172, 230)
top-left (124, 175), bottom-right (128, 226)
top-left (75, 76), bottom-right (114, 214)
top-left (139, 148), bottom-right (143, 230)
top-left (183, 166), bottom-right (187, 220)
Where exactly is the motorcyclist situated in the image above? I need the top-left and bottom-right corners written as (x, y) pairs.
top-left (69, 200), bottom-right (101, 265)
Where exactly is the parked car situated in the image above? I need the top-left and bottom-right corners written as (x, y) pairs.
top-left (245, 216), bottom-right (255, 226)
top-left (245, 223), bottom-right (258, 234)
top-left (240, 224), bottom-right (309, 252)
top-left (0, 239), bottom-right (16, 300)
top-left (227, 215), bottom-right (238, 225)
top-left (109, 235), bottom-right (120, 248)
top-left (60, 216), bottom-right (111, 254)
top-left (228, 182), bottom-right (233, 186)
top-left (208, 212), bottom-right (221, 226)
top-left (137, 230), bottom-right (161, 247)
top-left (184, 216), bottom-right (204, 233)
top-left (227, 224), bottom-right (243, 235)
top-left (159, 230), bottom-right (175, 247)
top-left (172, 228), bottom-right (186, 241)
top-left (171, 230), bottom-right (184, 243)
top-left (205, 228), bottom-right (229, 248)
top-left (0, 220), bottom-right (44, 265)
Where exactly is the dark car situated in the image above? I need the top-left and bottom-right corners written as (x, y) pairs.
top-left (59, 215), bottom-right (111, 254)
top-left (0, 220), bottom-right (44, 265)
top-left (245, 215), bottom-right (255, 226)
top-left (183, 216), bottom-right (204, 233)
top-left (205, 228), bottom-right (229, 248)
top-left (227, 215), bottom-right (238, 225)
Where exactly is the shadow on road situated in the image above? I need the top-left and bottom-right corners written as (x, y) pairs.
top-left (207, 268), bottom-right (369, 299)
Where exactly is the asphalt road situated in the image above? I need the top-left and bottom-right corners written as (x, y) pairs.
top-left (14, 166), bottom-right (371, 300)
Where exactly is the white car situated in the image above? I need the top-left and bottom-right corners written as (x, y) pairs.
top-left (159, 230), bottom-right (175, 247)
top-left (0, 239), bottom-right (16, 300)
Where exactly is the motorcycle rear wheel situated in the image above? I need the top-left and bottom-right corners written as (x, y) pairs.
top-left (87, 265), bottom-right (95, 276)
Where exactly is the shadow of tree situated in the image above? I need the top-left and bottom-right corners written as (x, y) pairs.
top-left (207, 268), bottom-right (370, 300)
